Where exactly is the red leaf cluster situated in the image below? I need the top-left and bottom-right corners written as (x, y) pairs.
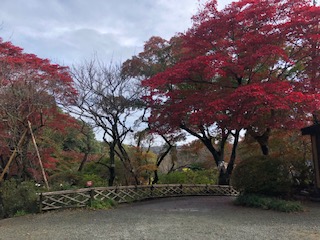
top-left (143, 0), bottom-right (320, 134)
top-left (0, 38), bottom-right (79, 180)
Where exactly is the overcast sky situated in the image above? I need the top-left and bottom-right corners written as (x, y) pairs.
top-left (0, 0), bottom-right (233, 67)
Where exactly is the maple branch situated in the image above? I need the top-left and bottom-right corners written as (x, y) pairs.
top-left (247, 127), bottom-right (271, 155)
top-left (180, 123), bottom-right (203, 140)
top-left (186, 78), bottom-right (237, 89)
top-left (180, 123), bottom-right (220, 166)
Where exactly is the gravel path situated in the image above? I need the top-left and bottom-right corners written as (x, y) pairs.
top-left (0, 196), bottom-right (320, 240)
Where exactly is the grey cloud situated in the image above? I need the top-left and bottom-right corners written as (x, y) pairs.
top-left (0, 0), bottom-right (233, 66)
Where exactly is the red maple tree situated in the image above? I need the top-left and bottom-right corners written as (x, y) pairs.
top-left (0, 38), bottom-right (77, 181)
top-left (141, 0), bottom-right (320, 183)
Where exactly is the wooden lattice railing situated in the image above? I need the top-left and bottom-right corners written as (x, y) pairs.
top-left (39, 184), bottom-right (239, 212)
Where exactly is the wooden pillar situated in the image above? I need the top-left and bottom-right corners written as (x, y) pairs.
top-left (311, 135), bottom-right (320, 192)
top-left (301, 124), bottom-right (320, 194)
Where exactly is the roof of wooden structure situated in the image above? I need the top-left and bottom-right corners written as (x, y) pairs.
top-left (301, 124), bottom-right (320, 136)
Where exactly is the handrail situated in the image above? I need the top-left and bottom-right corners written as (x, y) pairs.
top-left (39, 184), bottom-right (239, 212)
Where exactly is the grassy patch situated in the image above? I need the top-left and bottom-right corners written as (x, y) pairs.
top-left (234, 194), bottom-right (304, 213)
top-left (89, 199), bottom-right (117, 210)
top-left (13, 210), bottom-right (28, 217)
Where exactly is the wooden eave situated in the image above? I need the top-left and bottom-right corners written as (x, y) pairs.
top-left (301, 124), bottom-right (320, 136)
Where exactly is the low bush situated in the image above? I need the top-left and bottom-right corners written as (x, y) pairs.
top-left (49, 171), bottom-right (80, 190)
top-left (0, 179), bottom-right (39, 218)
top-left (158, 169), bottom-right (218, 185)
top-left (234, 194), bottom-right (303, 212)
top-left (231, 155), bottom-right (292, 196)
top-left (14, 210), bottom-right (28, 217)
top-left (49, 171), bottom-right (107, 190)
top-left (90, 199), bottom-right (117, 210)
top-left (76, 173), bottom-right (107, 188)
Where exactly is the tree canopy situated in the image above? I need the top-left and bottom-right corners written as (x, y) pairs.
top-left (126, 0), bottom-right (320, 183)
top-left (0, 38), bottom-right (78, 181)
top-left (144, 0), bottom-right (319, 133)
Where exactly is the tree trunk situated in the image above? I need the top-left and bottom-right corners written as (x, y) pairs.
top-left (152, 170), bottom-right (159, 185)
top-left (108, 143), bottom-right (116, 186)
top-left (226, 130), bottom-right (240, 175)
top-left (255, 128), bottom-right (271, 156)
top-left (201, 138), bottom-right (221, 167)
top-left (201, 134), bottom-right (229, 185)
top-left (78, 129), bottom-right (92, 172)
top-left (130, 168), bottom-right (140, 185)
top-left (19, 135), bottom-right (34, 181)
top-left (78, 152), bottom-right (89, 172)
top-left (152, 143), bottom-right (174, 184)
top-left (115, 140), bottom-right (140, 185)
top-left (108, 166), bottom-right (115, 186)
top-left (247, 128), bottom-right (271, 155)
top-left (218, 170), bottom-right (230, 185)
top-left (179, 124), bottom-right (240, 186)
top-left (218, 130), bottom-right (241, 185)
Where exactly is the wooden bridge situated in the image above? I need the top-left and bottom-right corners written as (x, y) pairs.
top-left (39, 184), bottom-right (239, 212)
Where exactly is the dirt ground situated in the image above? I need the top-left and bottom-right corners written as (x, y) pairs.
top-left (0, 196), bottom-right (320, 240)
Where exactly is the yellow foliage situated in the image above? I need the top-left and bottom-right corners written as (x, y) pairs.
top-left (138, 164), bottom-right (158, 172)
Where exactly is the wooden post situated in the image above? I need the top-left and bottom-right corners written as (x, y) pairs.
top-left (150, 185), bottom-right (154, 198)
top-left (89, 189), bottom-right (94, 207)
top-left (39, 193), bottom-right (43, 213)
top-left (28, 121), bottom-right (49, 190)
top-left (301, 124), bottom-right (320, 196)
top-left (0, 129), bottom-right (28, 183)
top-left (311, 135), bottom-right (320, 193)
top-left (205, 184), bottom-right (209, 194)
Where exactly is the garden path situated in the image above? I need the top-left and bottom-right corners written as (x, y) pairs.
top-left (0, 196), bottom-right (319, 240)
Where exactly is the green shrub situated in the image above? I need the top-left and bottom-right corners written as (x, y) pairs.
top-left (14, 210), bottom-right (28, 217)
top-left (289, 158), bottom-right (313, 191)
top-left (90, 199), bottom-right (117, 210)
top-left (50, 181), bottom-right (79, 191)
top-left (231, 155), bottom-right (292, 196)
top-left (77, 173), bottom-right (107, 187)
top-left (234, 194), bottom-right (303, 212)
top-left (49, 171), bottom-right (80, 189)
top-left (0, 179), bottom-right (39, 218)
top-left (158, 169), bottom-right (218, 184)
top-left (82, 160), bottom-right (110, 178)
top-left (49, 171), bottom-right (107, 190)
top-left (158, 171), bottom-right (187, 184)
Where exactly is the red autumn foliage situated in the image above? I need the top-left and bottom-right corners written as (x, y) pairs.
top-left (0, 38), bottom-right (77, 133)
top-left (0, 38), bottom-right (78, 180)
top-left (143, 0), bottom-right (320, 135)
top-left (134, 0), bottom-right (320, 184)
